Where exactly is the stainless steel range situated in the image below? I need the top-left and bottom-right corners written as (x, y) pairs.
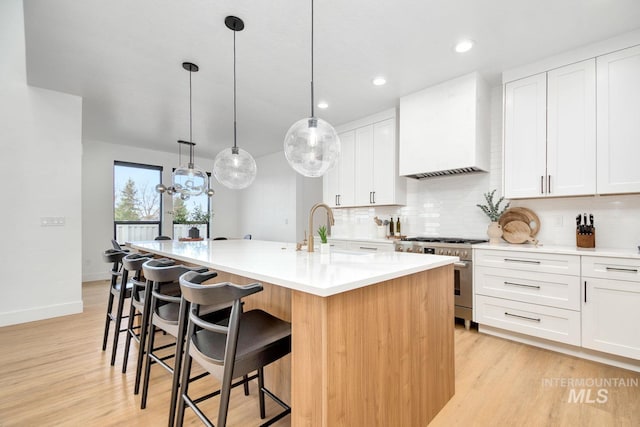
top-left (395, 237), bottom-right (487, 329)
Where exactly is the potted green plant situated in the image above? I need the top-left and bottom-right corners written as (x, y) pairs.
top-left (318, 225), bottom-right (330, 253)
top-left (476, 189), bottom-right (510, 244)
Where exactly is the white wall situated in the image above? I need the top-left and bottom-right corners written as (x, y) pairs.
top-left (333, 83), bottom-right (640, 252)
top-left (237, 151), bottom-right (323, 243)
top-left (82, 139), bottom-right (239, 281)
top-left (0, 0), bottom-right (83, 326)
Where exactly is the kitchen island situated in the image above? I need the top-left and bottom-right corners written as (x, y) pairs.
top-left (129, 239), bottom-right (457, 426)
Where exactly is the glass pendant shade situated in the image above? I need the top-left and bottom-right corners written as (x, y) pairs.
top-left (284, 117), bottom-right (340, 177)
top-left (172, 161), bottom-right (208, 196)
top-left (213, 147), bottom-right (257, 190)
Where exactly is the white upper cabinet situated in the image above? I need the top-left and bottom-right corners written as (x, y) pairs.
top-left (596, 45), bottom-right (640, 194)
top-left (503, 59), bottom-right (596, 199)
top-left (503, 73), bottom-right (547, 198)
top-left (324, 110), bottom-right (405, 208)
top-left (355, 118), bottom-right (398, 205)
top-left (547, 60), bottom-right (597, 196)
top-left (323, 130), bottom-right (355, 208)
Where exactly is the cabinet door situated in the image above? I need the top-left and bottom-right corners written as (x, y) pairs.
top-left (323, 130), bottom-right (355, 207)
top-left (372, 118), bottom-right (396, 205)
top-left (547, 59), bottom-right (596, 196)
top-left (503, 73), bottom-right (547, 198)
top-left (582, 278), bottom-right (640, 360)
top-left (354, 125), bottom-right (374, 205)
top-left (597, 45), bottom-right (640, 194)
top-left (338, 130), bottom-right (356, 207)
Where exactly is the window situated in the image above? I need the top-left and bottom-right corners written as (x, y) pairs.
top-left (113, 161), bottom-right (163, 242)
top-left (172, 171), bottom-right (211, 239)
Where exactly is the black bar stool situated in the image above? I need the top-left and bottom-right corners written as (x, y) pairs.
top-left (176, 271), bottom-right (292, 427)
top-left (120, 252), bottom-right (152, 374)
top-left (101, 248), bottom-right (130, 364)
top-left (140, 260), bottom-right (226, 422)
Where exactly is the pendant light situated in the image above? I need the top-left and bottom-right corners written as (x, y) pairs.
top-left (156, 62), bottom-right (214, 200)
top-left (283, 0), bottom-right (340, 177)
top-left (212, 16), bottom-right (257, 190)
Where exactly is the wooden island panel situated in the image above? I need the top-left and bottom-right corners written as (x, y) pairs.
top-left (291, 264), bottom-right (455, 426)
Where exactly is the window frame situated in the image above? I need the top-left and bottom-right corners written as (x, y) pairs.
top-left (113, 160), bottom-right (164, 242)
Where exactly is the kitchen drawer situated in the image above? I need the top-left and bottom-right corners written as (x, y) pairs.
top-left (475, 266), bottom-right (580, 310)
top-left (328, 240), bottom-right (348, 250)
top-left (582, 256), bottom-right (640, 282)
top-left (346, 241), bottom-right (394, 252)
top-left (474, 249), bottom-right (580, 275)
top-left (476, 295), bottom-right (581, 346)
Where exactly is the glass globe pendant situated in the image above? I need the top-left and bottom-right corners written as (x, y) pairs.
top-left (172, 140), bottom-right (208, 196)
top-left (155, 62), bottom-right (214, 198)
top-left (284, 117), bottom-right (340, 177)
top-left (213, 146), bottom-right (256, 189)
top-left (213, 16), bottom-right (257, 190)
top-left (283, 0), bottom-right (340, 177)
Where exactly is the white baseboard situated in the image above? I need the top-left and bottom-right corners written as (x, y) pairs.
top-left (83, 271), bottom-right (109, 282)
top-left (0, 301), bottom-right (83, 327)
top-left (479, 324), bottom-right (640, 373)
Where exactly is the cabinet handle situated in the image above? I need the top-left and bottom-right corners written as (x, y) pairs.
top-left (369, 192), bottom-right (373, 204)
top-left (605, 266), bottom-right (638, 273)
top-left (337, 195), bottom-right (341, 206)
top-left (372, 191), bottom-right (376, 204)
top-left (504, 312), bottom-right (541, 322)
top-left (547, 175), bottom-right (551, 194)
top-left (540, 176), bottom-right (544, 194)
top-left (504, 281), bottom-right (540, 290)
top-left (359, 246), bottom-right (378, 251)
top-left (584, 280), bottom-right (587, 303)
top-left (504, 258), bottom-right (541, 265)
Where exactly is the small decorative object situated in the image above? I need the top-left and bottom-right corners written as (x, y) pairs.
top-left (318, 225), bottom-right (330, 253)
top-left (477, 190), bottom-right (510, 244)
top-left (188, 226), bottom-right (200, 239)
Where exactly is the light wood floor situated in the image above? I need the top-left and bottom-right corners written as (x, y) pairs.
top-left (0, 281), bottom-right (638, 426)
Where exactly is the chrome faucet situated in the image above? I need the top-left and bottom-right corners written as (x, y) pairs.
top-left (308, 202), bottom-right (335, 253)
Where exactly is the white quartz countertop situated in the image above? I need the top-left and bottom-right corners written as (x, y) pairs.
top-left (327, 237), bottom-right (397, 244)
top-left (473, 242), bottom-right (640, 259)
top-left (128, 239), bottom-right (457, 297)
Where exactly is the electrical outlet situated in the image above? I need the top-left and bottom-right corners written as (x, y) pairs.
top-left (41, 217), bottom-right (66, 226)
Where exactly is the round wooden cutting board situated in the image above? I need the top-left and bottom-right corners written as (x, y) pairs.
top-left (499, 207), bottom-right (541, 243)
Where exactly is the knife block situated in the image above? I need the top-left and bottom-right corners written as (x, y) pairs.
top-left (576, 229), bottom-right (595, 248)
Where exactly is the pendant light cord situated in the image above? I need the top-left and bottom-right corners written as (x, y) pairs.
top-left (188, 67), bottom-right (194, 165)
top-left (310, 0), bottom-right (315, 118)
top-left (233, 29), bottom-right (238, 150)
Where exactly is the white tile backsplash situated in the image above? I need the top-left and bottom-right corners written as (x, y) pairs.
top-left (331, 84), bottom-right (640, 252)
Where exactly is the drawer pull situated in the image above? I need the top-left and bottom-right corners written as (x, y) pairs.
top-left (605, 266), bottom-right (638, 273)
top-left (504, 258), bottom-right (541, 265)
top-left (504, 312), bottom-right (541, 322)
top-left (359, 246), bottom-right (378, 251)
top-left (504, 281), bottom-right (540, 290)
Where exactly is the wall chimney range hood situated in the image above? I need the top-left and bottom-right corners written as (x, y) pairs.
top-left (399, 72), bottom-right (490, 179)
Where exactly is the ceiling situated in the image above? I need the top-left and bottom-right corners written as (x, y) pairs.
top-left (23, 0), bottom-right (640, 161)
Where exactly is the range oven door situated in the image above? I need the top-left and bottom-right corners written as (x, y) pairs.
top-left (453, 260), bottom-right (472, 309)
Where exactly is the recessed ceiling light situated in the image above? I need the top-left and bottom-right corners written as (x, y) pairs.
top-left (372, 77), bottom-right (386, 86)
top-left (454, 39), bottom-right (474, 53)
top-left (317, 101), bottom-right (329, 109)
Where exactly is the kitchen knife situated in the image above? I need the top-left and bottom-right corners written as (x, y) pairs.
top-left (589, 214), bottom-right (594, 235)
top-left (576, 214), bottom-right (582, 234)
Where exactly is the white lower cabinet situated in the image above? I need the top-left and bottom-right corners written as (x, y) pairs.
top-left (476, 295), bottom-right (581, 345)
top-left (327, 239), bottom-right (394, 253)
top-left (474, 249), bottom-right (581, 346)
top-left (582, 256), bottom-right (640, 360)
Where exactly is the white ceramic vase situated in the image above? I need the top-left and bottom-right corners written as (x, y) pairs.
top-left (487, 221), bottom-right (503, 244)
top-left (320, 243), bottom-right (331, 254)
